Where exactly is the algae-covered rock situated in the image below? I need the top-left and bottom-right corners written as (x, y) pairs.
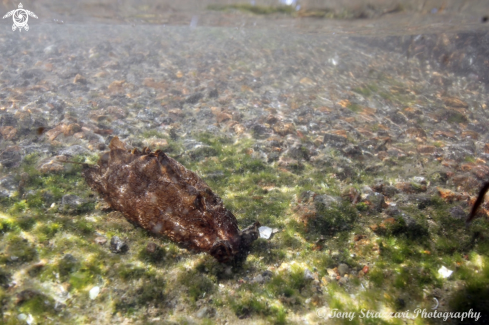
top-left (310, 195), bottom-right (357, 234)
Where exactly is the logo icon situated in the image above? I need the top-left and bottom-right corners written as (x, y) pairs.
top-left (2, 3), bottom-right (38, 32)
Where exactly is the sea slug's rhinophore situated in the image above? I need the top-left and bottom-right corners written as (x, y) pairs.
top-left (82, 137), bottom-right (259, 263)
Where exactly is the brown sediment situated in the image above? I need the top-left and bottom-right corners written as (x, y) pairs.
top-left (82, 136), bottom-right (260, 263)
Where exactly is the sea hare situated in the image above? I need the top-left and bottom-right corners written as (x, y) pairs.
top-left (82, 137), bottom-right (260, 263)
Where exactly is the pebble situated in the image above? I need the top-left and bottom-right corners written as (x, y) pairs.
top-left (262, 270), bottom-right (273, 277)
top-left (208, 89), bottom-right (219, 98)
top-left (381, 185), bottom-right (399, 197)
top-left (0, 146), bottom-right (22, 168)
top-left (58, 145), bottom-right (91, 156)
top-left (38, 155), bottom-right (70, 173)
top-left (110, 236), bottom-right (128, 254)
top-left (251, 274), bottom-right (265, 284)
top-left (0, 126), bottom-right (17, 140)
top-left (183, 140), bottom-right (218, 160)
top-left (146, 242), bottom-right (158, 254)
top-left (412, 176), bottom-right (427, 184)
top-left (304, 268), bottom-right (315, 281)
top-left (89, 286), bottom-right (100, 300)
top-left (61, 194), bottom-right (85, 210)
top-left (449, 206), bottom-right (466, 219)
top-left (323, 133), bottom-right (348, 148)
top-left (250, 124), bottom-right (271, 139)
top-left (59, 254), bottom-right (79, 276)
top-left (364, 192), bottom-right (386, 212)
top-left (185, 92), bottom-right (203, 104)
top-left (0, 175), bottom-right (18, 192)
top-left (196, 306), bottom-right (215, 318)
top-left (313, 194), bottom-right (340, 209)
top-left (43, 44), bottom-right (58, 55)
top-left (73, 74), bottom-right (87, 85)
top-left (94, 237), bottom-right (107, 245)
top-left (338, 264), bottom-right (349, 276)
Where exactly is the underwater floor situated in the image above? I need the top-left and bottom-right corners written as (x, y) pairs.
top-left (0, 24), bottom-right (489, 324)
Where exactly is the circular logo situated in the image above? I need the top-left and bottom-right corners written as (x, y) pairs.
top-left (13, 9), bottom-right (28, 28)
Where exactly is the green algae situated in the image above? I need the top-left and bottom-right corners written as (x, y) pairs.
top-left (138, 245), bottom-right (166, 265)
top-left (1, 130), bottom-right (487, 323)
top-left (228, 283), bottom-right (288, 324)
top-left (464, 155), bottom-right (476, 163)
top-left (177, 269), bottom-right (215, 303)
top-left (17, 291), bottom-right (57, 316)
top-left (0, 217), bottom-right (19, 234)
top-left (353, 84), bottom-right (380, 97)
top-left (34, 222), bottom-right (62, 241)
top-left (0, 235), bottom-right (38, 264)
top-left (113, 273), bottom-right (166, 313)
top-left (142, 130), bottom-right (167, 139)
top-left (58, 254), bottom-right (81, 280)
top-left (72, 218), bottom-right (95, 235)
top-left (275, 228), bottom-right (302, 250)
top-left (0, 268), bottom-right (11, 288)
top-left (230, 291), bottom-right (268, 318)
top-left (446, 110), bottom-right (468, 124)
top-left (347, 102), bottom-right (362, 113)
top-left (69, 258), bottom-right (104, 290)
top-left (118, 264), bottom-right (151, 281)
top-left (251, 238), bottom-right (287, 265)
top-left (449, 254), bottom-right (489, 320)
top-left (309, 201), bottom-right (358, 235)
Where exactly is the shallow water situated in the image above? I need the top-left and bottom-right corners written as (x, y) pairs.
top-left (1, 1), bottom-right (489, 324)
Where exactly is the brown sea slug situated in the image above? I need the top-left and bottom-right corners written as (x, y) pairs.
top-left (82, 137), bottom-right (260, 263)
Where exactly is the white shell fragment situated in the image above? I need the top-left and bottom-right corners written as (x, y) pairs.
top-left (438, 266), bottom-right (453, 278)
top-left (412, 176), bottom-right (426, 183)
top-left (18, 314), bottom-right (34, 325)
top-left (259, 226), bottom-right (273, 239)
top-left (89, 286), bottom-right (100, 300)
top-left (26, 314), bottom-right (34, 325)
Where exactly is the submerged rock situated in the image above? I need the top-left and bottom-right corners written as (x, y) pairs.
top-left (364, 192), bottom-right (386, 212)
top-left (449, 206), bottom-right (466, 219)
top-left (337, 263), bottom-right (349, 276)
top-left (0, 146), bottom-right (22, 168)
top-left (323, 133), bottom-right (348, 148)
top-left (0, 175), bottom-right (18, 192)
top-left (304, 268), bottom-right (315, 281)
top-left (60, 195), bottom-right (85, 213)
top-left (196, 306), bottom-right (216, 318)
top-left (58, 254), bottom-right (80, 277)
top-left (110, 236), bottom-right (128, 254)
